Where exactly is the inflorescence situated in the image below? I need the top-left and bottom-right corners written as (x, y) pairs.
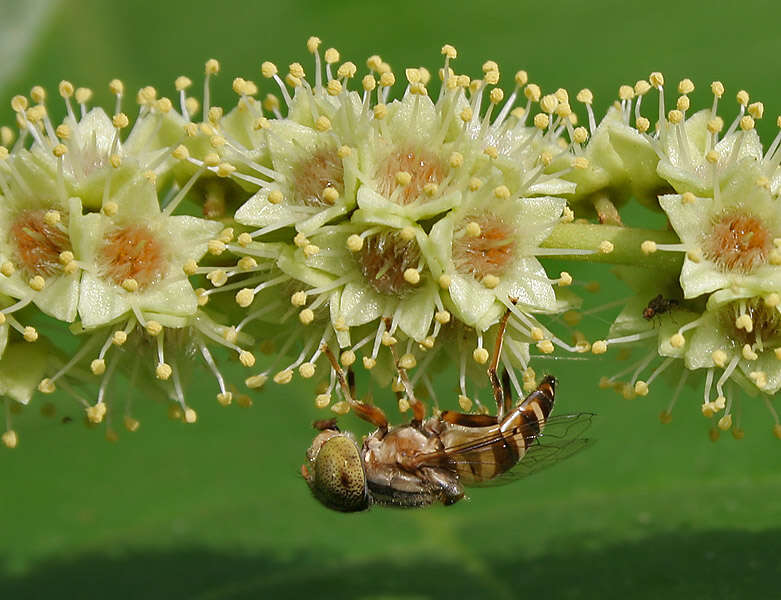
top-left (3, 38), bottom-right (781, 448)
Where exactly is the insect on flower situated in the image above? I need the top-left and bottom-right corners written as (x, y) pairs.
top-left (301, 309), bottom-right (593, 511)
top-left (642, 294), bottom-right (680, 321)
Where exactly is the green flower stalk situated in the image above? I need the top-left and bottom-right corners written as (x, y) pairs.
top-left (4, 37), bottom-right (781, 448)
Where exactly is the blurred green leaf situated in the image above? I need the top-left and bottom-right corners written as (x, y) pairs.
top-left (0, 0), bottom-right (59, 95)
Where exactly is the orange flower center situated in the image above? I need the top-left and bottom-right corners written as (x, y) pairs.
top-left (376, 147), bottom-right (446, 205)
top-left (703, 212), bottom-right (772, 274)
top-left (452, 214), bottom-right (515, 280)
top-left (100, 224), bottom-right (167, 289)
top-left (10, 210), bottom-right (71, 278)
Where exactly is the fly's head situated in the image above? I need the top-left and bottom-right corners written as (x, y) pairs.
top-left (301, 422), bottom-right (369, 512)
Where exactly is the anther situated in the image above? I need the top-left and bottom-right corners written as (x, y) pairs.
top-left (678, 78), bottom-right (695, 94)
top-left (291, 291), bottom-right (307, 306)
top-left (86, 403), bottom-right (107, 424)
top-left (236, 288), bottom-right (255, 308)
top-left (711, 81), bottom-right (725, 98)
top-left (38, 378), bottom-right (55, 393)
top-left (668, 110), bottom-right (683, 124)
top-left (576, 88), bottom-right (593, 104)
top-left (395, 171), bottom-right (412, 186)
top-left (400, 226), bottom-right (416, 241)
top-left (735, 314), bottom-right (753, 332)
top-left (472, 348), bottom-right (489, 364)
top-left (273, 370), bottom-right (293, 384)
top-left (102, 201), bottom-right (118, 216)
top-left (58, 80), bottom-right (74, 98)
top-left (482, 274), bottom-right (500, 289)
top-left (29, 276), bottom-right (45, 291)
top-left (435, 310), bottom-right (451, 324)
top-left (403, 268), bottom-right (420, 284)
top-left (533, 113), bottom-right (549, 129)
top-left (239, 351), bottom-right (256, 367)
top-left (641, 240), bottom-right (657, 254)
top-left (381, 332), bottom-right (397, 346)
top-left (493, 185), bottom-right (511, 200)
top-left (712, 350), bottom-right (728, 368)
top-left (299, 363), bottom-right (316, 378)
top-left (144, 322), bottom-right (164, 339)
top-left (208, 239), bottom-right (227, 256)
top-left (748, 102), bottom-right (764, 119)
top-left (340, 350), bottom-right (356, 367)
top-left (156, 363), bottom-right (172, 380)
top-left (245, 374), bottom-right (267, 389)
top-left (572, 157), bottom-right (589, 169)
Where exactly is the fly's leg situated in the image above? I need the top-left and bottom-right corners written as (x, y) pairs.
top-left (312, 418), bottom-right (339, 432)
top-left (487, 305), bottom-right (513, 419)
top-left (440, 411), bottom-right (498, 427)
top-left (501, 368), bottom-right (513, 410)
top-left (383, 320), bottom-right (425, 429)
top-left (321, 343), bottom-right (389, 434)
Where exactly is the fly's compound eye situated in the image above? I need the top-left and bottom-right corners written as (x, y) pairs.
top-left (309, 435), bottom-right (369, 512)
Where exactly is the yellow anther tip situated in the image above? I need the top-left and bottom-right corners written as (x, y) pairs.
top-left (472, 347), bottom-right (489, 364)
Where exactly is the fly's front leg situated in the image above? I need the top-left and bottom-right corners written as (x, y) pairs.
top-left (487, 305), bottom-right (513, 419)
top-left (321, 343), bottom-right (389, 434)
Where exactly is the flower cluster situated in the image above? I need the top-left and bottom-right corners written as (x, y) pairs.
top-left (583, 76), bottom-right (781, 438)
top-left (3, 38), bottom-right (781, 448)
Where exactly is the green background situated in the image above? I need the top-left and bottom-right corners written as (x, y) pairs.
top-left (2, 1), bottom-right (781, 598)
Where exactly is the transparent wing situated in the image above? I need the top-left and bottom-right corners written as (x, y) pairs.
top-left (466, 432), bottom-right (595, 488)
top-left (431, 412), bottom-right (595, 488)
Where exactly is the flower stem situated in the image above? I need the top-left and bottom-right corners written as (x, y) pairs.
top-left (541, 223), bottom-right (683, 273)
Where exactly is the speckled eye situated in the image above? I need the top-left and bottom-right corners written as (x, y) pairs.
top-left (310, 435), bottom-right (368, 512)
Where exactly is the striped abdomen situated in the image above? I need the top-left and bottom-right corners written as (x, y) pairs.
top-left (443, 376), bottom-right (556, 485)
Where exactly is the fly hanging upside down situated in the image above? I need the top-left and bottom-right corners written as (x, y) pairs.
top-left (301, 308), bottom-right (594, 511)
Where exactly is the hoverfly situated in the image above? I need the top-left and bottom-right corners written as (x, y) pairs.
top-left (301, 309), bottom-right (594, 511)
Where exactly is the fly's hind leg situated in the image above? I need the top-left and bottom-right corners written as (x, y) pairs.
top-left (487, 304), bottom-right (514, 419)
top-left (321, 344), bottom-right (389, 434)
top-left (439, 411), bottom-right (499, 427)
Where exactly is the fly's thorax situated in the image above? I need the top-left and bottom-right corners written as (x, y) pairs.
top-left (303, 430), bottom-right (368, 512)
top-left (364, 425), bottom-right (440, 469)
top-left (363, 425), bottom-right (463, 508)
